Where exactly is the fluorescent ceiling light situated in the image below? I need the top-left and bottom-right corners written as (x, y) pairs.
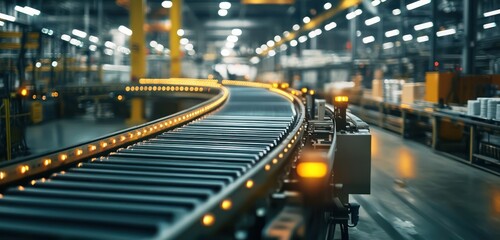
top-left (185, 43), bottom-right (194, 51)
top-left (104, 49), bottom-right (114, 56)
top-left (105, 41), bottom-right (116, 49)
top-left (232, 28), bottom-right (242, 36)
top-left (315, 29), bottom-right (322, 36)
top-left (372, 0), bottom-right (381, 7)
top-left (255, 48), bottom-right (263, 54)
top-left (324, 2), bottom-right (332, 10)
top-left (274, 35), bottom-right (281, 42)
top-left (362, 36), bottom-right (375, 44)
top-left (383, 42), bottom-right (394, 49)
top-left (392, 9), bottom-right (401, 15)
top-left (308, 31), bottom-right (316, 38)
top-left (250, 56), bottom-right (260, 64)
top-left (218, 9), bottom-right (228, 16)
top-left (402, 34), bottom-right (413, 41)
top-left (414, 21), bottom-right (433, 31)
top-left (365, 16), bottom-right (380, 26)
top-left (436, 28), bottom-right (456, 37)
top-left (303, 17), bottom-right (310, 24)
top-left (385, 29), bottom-right (400, 37)
top-left (155, 44), bottom-right (164, 51)
top-left (417, 35), bottom-right (429, 43)
top-left (72, 29), bottom-right (87, 38)
top-left (70, 38), bottom-right (81, 46)
top-left (89, 35), bottom-right (99, 43)
top-left (15, 6), bottom-right (40, 16)
top-left (290, 40), bottom-right (298, 47)
top-left (24, 6), bottom-right (40, 15)
top-left (227, 35), bottom-right (238, 43)
top-left (298, 36), bottom-right (307, 43)
top-left (118, 46), bottom-right (131, 55)
top-left (324, 22), bottom-right (337, 31)
top-left (483, 22), bottom-right (497, 29)
top-left (177, 29), bottom-right (185, 36)
top-left (346, 9), bottom-right (362, 20)
top-left (221, 48), bottom-right (230, 57)
top-left (219, 2), bottom-right (231, 10)
top-left (346, 12), bottom-right (357, 20)
top-left (61, 34), bottom-right (71, 41)
top-left (267, 40), bottom-right (275, 47)
top-left (407, 0), bottom-right (431, 11)
top-left (225, 42), bottom-right (235, 48)
top-left (0, 13), bottom-right (16, 22)
top-left (484, 9), bottom-right (500, 17)
top-left (162, 1), bottom-right (172, 8)
top-left (268, 50), bottom-right (276, 57)
top-left (118, 25), bottom-right (132, 36)
top-left (292, 24), bottom-right (300, 31)
top-left (89, 45), bottom-right (97, 51)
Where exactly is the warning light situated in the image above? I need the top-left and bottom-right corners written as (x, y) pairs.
top-left (297, 162), bottom-right (328, 178)
top-left (20, 88), bottom-right (28, 97)
top-left (434, 61), bottom-right (439, 67)
top-left (334, 96), bottom-right (349, 103)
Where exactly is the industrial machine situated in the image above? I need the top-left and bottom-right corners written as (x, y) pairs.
top-left (0, 79), bottom-right (371, 239)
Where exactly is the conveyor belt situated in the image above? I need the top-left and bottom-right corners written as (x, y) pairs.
top-left (0, 87), bottom-right (299, 239)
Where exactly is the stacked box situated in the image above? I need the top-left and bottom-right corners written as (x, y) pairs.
top-left (402, 83), bottom-right (426, 105)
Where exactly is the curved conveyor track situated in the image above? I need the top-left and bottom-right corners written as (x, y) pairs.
top-left (0, 87), bottom-right (299, 239)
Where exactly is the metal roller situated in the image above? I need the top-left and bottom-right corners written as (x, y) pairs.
top-left (0, 87), bottom-right (299, 239)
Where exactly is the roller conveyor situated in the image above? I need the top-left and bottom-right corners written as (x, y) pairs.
top-left (0, 87), bottom-right (298, 239)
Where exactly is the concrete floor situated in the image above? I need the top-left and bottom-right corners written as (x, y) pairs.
top-left (22, 119), bottom-right (500, 239)
top-left (349, 127), bottom-right (500, 240)
top-left (25, 116), bottom-right (128, 156)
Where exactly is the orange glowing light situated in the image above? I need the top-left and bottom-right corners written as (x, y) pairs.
top-left (202, 214), bottom-right (215, 226)
top-left (334, 96), bottom-right (349, 103)
top-left (221, 200), bottom-right (232, 210)
top-left (246, 180), bottom-right (254, 188)
top-left (296, 162), bottom-right (327, 178)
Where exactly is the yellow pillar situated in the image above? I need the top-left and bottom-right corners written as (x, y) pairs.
top-left (130, 0), bottom-right (146, 82)
top-left (127, 0), bottom-right (146, 125)
top-left (126, 98), bottom-right (145, 126)
top-left (170, 0), bottom-right (182, 77)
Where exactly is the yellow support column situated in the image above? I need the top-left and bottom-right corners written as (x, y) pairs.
top-left (127, 0), bottom-right (146, 125)
top-left (170, 0), bottom-right (182, 77)
top-left (126, 97), bottom-right (145, 126)
top-left (130, 0), bottom-right (146, 82)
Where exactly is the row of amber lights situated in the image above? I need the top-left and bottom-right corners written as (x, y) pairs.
top-left (0, 85), bottom-right (229, 185)
top-left (139, 78), bottom-right (220, 87)
top-left (201, 86), bottom-right (304, 227)
top-left (125, 85), bottom-right (207, 93)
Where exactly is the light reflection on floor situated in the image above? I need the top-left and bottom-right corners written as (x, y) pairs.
top-left (348, 127), bottom-right (500, 240)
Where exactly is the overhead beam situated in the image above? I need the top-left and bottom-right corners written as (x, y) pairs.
top-left (260, 0), bottom-right (362, 56)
